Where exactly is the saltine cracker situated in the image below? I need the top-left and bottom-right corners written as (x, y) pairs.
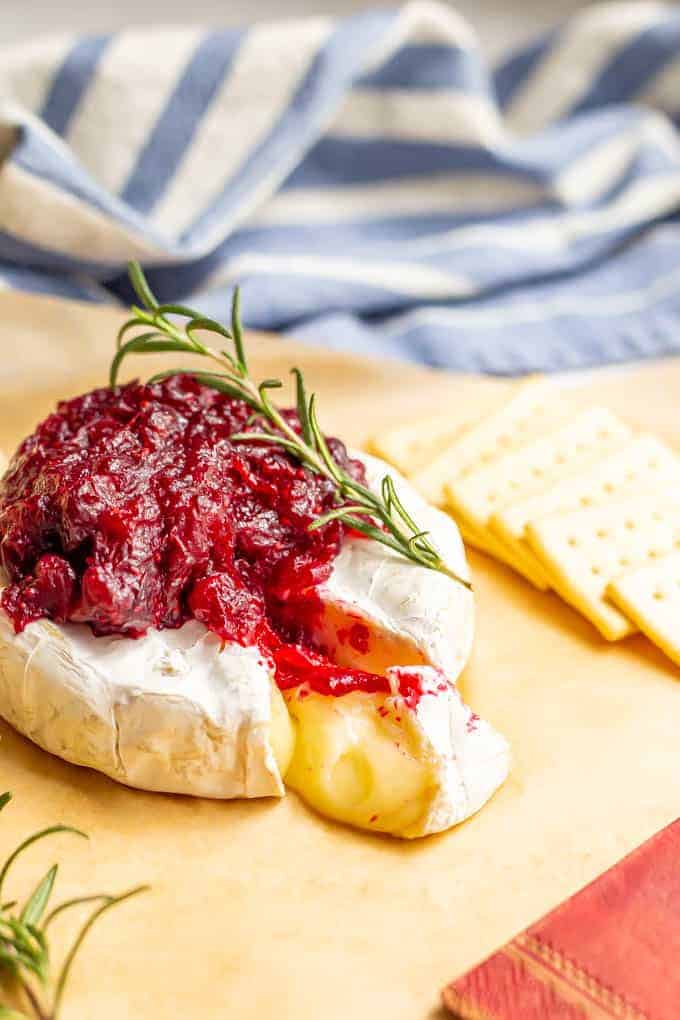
top-left (410, 379), bottom-right (573, 508)
top-left (608, 552), bottom-right (680, 667)
top-left (491, 435), bottom-right (680, 576)
top-left (526, 493), bottom-right (680, 640)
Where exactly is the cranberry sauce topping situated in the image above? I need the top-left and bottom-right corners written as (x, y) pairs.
top-left (0, 374), bottom-right (420, 699)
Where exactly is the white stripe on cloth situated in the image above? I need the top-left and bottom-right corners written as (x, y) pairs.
top-left (0, 34), bottom-right (75, 114)
top-left (329, 89), bottom-right (504, 146)
top-left (393, 168), bottom-right (680, 257)
top-left (505, 3), bottom-right (669, 134)
top-left (248, 173), bottom-right (546, 227)
top-left (205, 252), bottom-right (474, 298)
top-left (374, 0), bottom-right (478, 52)
top-left (552, 109), bottom-right (680, 205)
top-left (0, 162), bottom-right (166, 262)
top-left (150, 17), bottom-right (334, 238)
top-left (381, 257), bottom-right (680, 334)
top-left (64, 28), bottom-right (205, 198)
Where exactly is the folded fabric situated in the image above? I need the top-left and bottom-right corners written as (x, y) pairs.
top-left (2, 2), bottom-right (680, 373)
top-left (443, 817), bottom-right (680, 1019)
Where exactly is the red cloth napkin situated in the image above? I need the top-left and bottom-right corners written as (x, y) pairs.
top-left (442, 818), bottom-right (680, 1019)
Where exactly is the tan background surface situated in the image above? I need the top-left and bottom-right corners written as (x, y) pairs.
top-left (4, 0), bottom-right (592, 61)
top-left (0, 291), bottom-right (678, 1020)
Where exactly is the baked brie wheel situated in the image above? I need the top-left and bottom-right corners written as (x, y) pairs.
top-left (0, 273), bottom-right (509, 842)
top-left (0, 447), bottom-right (507, 839)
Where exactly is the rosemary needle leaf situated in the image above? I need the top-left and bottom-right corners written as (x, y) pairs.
top-left (308, 505), bottom-right (373, 530)
top-left (0, 796), bottom-right (10, 814)
top-left (128, 262), bottom-right (158, 311)
top-left (110, 338), bottom-right (185, 388)
top-left (155, 303), bottom-right (211, 321)
top-left (307, 395), bottom-right (343, 485)
top-left (230, 286), bottom-right (247, 372)
top-left (0, 1006), bottom-right (31, 1019)
top-left (291, 368), bottom-right (314, 447)
top-left (53, 886), bottom-right (149, 1020)
top-left (185, 317), bottom-right (232, 342)
top-left (0, 829), bottom-right (87, 903)
top-left (43, 895), bottom-right (111, 932)
top-left (230, 432), bottom-right (307, 461)
top-left (407, 531), bottom-right (431, 554)
top-left (20, 868), bottom-right (58, 928)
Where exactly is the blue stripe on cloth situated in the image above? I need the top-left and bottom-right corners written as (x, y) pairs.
top-left (493, 30), bottom-right (558, 109)
top-left (281, 105), bottom-right (650, 192)
top-left (120, 28), bottom-right (243, 214)
top-left (0, 229), bottom-right (128, 278)
top-left (183, 8), bottom-right (401, 244)
top-left (0, 263), bottom-right (110, 302)
top-left (356, 43), bottom-right (489, 93)
top-left (568, 13), bottom-right (680, 117)
top-left (280, 136), bottom-right (542, 188)
top-left (39, 34), bottom-right (112, 137)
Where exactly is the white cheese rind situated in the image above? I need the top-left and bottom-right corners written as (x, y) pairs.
top-left (0, 613), bottom-right (286, 798)
top-left (318, 451), bottom-right (474, 681)
top-left (396, 668), bottom-right (509, 838)
top-left (0, 449), bottom-right (504, 836)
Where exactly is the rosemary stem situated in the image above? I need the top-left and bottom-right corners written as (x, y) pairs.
top-left (19, 978), bottom-right (47, 1020)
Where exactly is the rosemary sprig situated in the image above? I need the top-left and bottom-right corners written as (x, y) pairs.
top-left (109, 262), bottom-right (471, 591)
top-left (0, 793), bottom-right (148, 1020)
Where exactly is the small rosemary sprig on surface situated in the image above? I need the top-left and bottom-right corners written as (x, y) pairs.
top-left (0, 793), bottom-right (148, 1020)
top-left (110, 262), bottom-right (471, 591)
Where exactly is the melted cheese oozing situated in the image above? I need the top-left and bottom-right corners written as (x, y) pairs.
top-left (278, 452), bottom-right (486, 838)
top-left (284, 689), bottom-right (437, 836)
top-left (270, 684), bottom-right (296, 777)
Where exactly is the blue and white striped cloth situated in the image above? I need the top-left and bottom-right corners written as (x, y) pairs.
top-left (2, 1), bottom-right (680, 374)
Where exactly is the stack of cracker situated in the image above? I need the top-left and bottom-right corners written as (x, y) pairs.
top-left (369, 380), bottom-right (680, 667)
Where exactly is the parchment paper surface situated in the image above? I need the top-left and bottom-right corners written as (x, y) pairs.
top-left (0, 292), bottom-right (678, 1019)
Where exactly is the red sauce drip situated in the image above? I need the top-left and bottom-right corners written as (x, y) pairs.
top-left (337, 621), bottom-right (371, 655)
top-left (0, 375), bottom-right (426, 702)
